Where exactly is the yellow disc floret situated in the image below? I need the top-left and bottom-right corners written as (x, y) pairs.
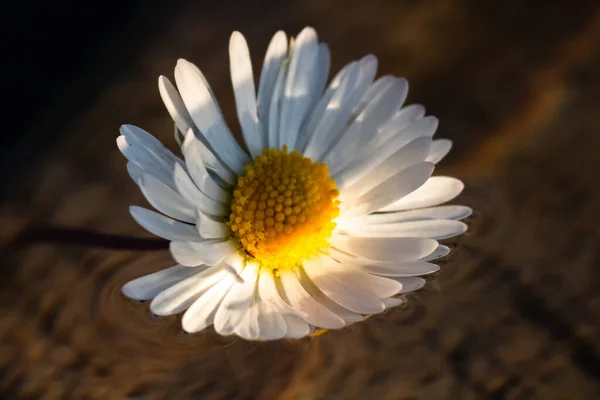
top-left (229, 146), bottom-right (340, 271)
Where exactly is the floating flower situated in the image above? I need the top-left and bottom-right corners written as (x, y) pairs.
top-left (119, 27), bottom-right (470, 340)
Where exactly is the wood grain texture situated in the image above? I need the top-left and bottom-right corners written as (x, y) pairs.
top-left (2, 1), bottom-right (600, 399)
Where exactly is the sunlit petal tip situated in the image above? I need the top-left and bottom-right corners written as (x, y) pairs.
top-left (129, 206), bottom-right (199, 241)
top-left (397, 277), bottom-right (427, 294)
top-left (398, 77), bottom-right (409, 89)
top-left (422, 244), bottom-right (451, 261)
top-left (461, 206), bottom-right (474, 219)
top-left (361, 53), bottom-right (378, 64)
top-left (382, 297), bottom-right (404, 309)
top-left (122, 265), bottom-right (201, 301)
top-left (299, 26), bottom-right (317, 38)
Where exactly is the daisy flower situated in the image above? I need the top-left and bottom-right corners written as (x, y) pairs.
top-left (118, 27), bottom-right (470, 340)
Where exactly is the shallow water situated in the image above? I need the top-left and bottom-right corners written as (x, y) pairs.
top-left (2, 1), bottom-right (600, 398)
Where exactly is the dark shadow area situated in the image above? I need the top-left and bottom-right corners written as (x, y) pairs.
top-left (0, 0), bottom-right (186, 186)
top-left (1, 0), bottom-right (600, 398)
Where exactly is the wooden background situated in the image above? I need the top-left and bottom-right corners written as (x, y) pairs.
top-left (2, 1), bottom-right (600, 398)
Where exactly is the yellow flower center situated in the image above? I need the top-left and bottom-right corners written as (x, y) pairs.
top-left (229, 146), bottom-right (340, 271)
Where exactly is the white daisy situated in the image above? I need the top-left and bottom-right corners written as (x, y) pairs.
top-left (118, 27), bottom-right (471, 340)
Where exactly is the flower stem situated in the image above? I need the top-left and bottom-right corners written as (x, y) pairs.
top-left (9, 226), bottom-right (169, 251)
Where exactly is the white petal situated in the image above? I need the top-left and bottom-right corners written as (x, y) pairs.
top-left (229, 31), bottom-right (261, 159)
top-left (158, 76), bottom-right (195, 135)
top-left (426, 139), bottom-right (453, 164)
top-left (258, 269), bottom-right (307, 318)
top-left (182, 130), bottom-right (233, 200)
top-left (282, 314), bottom-right (311, 339)
top-left (139, 172), bottom-right (195, 223)
top-left (324, 55), bottom-right (377, 153)
top-left (267, 55), bottom-right (289, 149)
top-left (126, 161), bottom-right (142, 182)
top-left (330, 235), bottom-right (438, 262)
top-left (396, 277), bottom-right (426, 294)
top-left (396, 113), bottom-right (438, 138)
top-left (129, 206), bottom-right (200, 241)
top-left (279, 27), bottom-right (319, 148)
top-left (330, 247), bottom-right (433, 269)
top-left (337, 77), bottom-right (409, 158)
top-left (196, 211), bottom-right (231, 239)
top-left (396, 219), bottom-right (467, 240)
top-left (303, 61), bottom-right (360, 160)
top-left (349, 205), bottom-right (473, 225)
top-left (341, 219), bottom-right (467, 240)
top-left (318, 257), bottom-right (402, 298)
top-left (117, 130), bottom-right (181, 191)
top-left (358, 261), bottom-right (440, 277)
top-left (346, 116), bottom-right (438, 174)
top-left (234, 299), bottom-right (261, 340)
top-left (353, 75), bottom-right (395, 113)
top-left (362, 75), bottom-right (408, 119)
top-left (337, 136), bottom-right (432, 196)
top-left (375, 104), bottom-right (426, 145)
top-left (150, 266), bottom-right (227, 315)
top-left (394, 104), bottom-right (426, 124)
top-left (214, 264), bottom-right (259, 336)
top-left (382, 297), bottom-right (404, 309)
top-left (303, 258), bottom-right (385, 314)
top-left (173, 163), bottom-right (228, 217)
top-left (219, 252), bottom-right (246, 282)
top-left (310, 43), bottom-right (331, 107)
top-left (296, 61), bottom-right (354, 152)
top-left (181, 274), bottom-right (236, 333)
top-left (380, 115), bottom-right (439, 152)
top-left (255, 301), bottom-right (286, 340)
top-left (258, 31), bottom-right (288, 146)
top-left (327, 247), bottom-right (372, 265)
top-left (278, 269), bottom-right (345, 329)
top-left (380, 177), bottom-right (465, 212)
top-left (421, 244), bottom-right (451, 261)
top-left (119, 125), bottom-right (184, 172)
top-left (341, 162), bottom-right (435, 217)
top-left (304, 55), bottom-right (377, 161)
top-left (170, 239), bottom-right (239, 267)
top-left (296, 266), bottom-right (362, 323)
top-left (122, 265), bottom-right (204, 301)
top-left (174, 59), bottom-right (249, 173)
top-left (182, 59), bottom-right (239, 131)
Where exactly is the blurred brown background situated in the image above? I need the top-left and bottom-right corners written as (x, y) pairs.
top-left (2, 0), bottom-right (600, 399)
